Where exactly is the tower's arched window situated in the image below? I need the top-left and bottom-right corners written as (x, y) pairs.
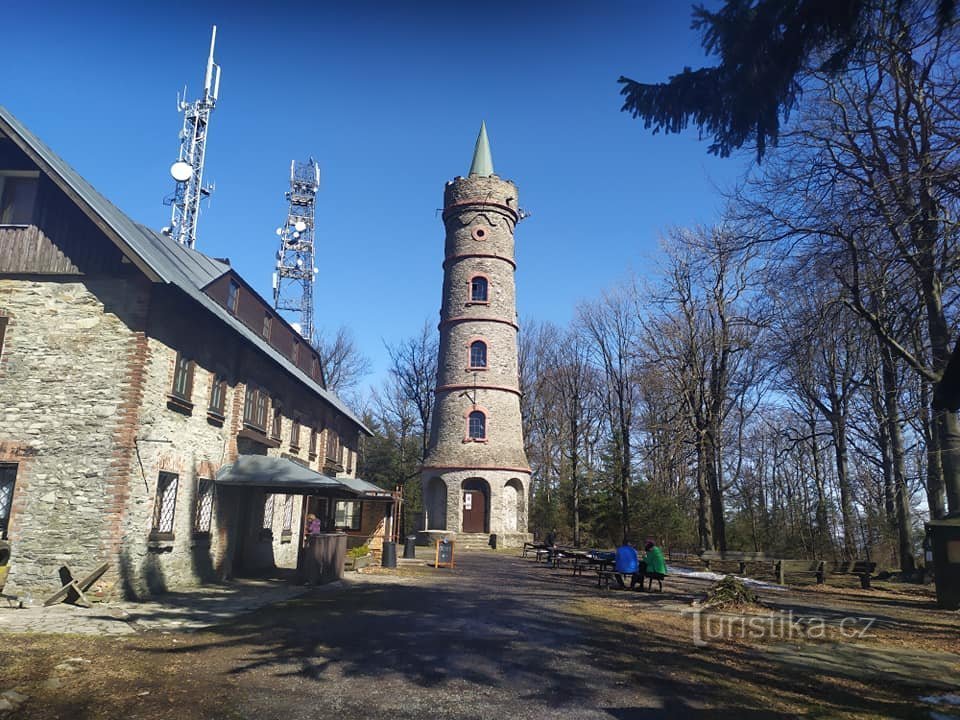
top-left (468, 410), bottom-right (486, 440)
top-left (469, 340), bottom-right (487, 369)
top-left (470, 276), bottom-right (488, 303)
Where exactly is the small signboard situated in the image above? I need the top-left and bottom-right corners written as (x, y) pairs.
top-left (435, 538), bottom-right (455, 569)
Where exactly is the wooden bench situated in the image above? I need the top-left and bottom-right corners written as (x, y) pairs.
top-left (595, 568), bottom-right (666, 591)
top-left (700, 551), bottom-right (773, 574)
top-left (522, 542), bottom-right (547, 559)
top-left (832, 560), bottom-right (877, 588)
top-left (774, 559), bottom-right (826, 585)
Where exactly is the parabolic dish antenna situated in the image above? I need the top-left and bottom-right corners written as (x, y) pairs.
top-left (294, 220), bottom-right (307, 232)
top-left (170, 161), bottom-right (193, 182)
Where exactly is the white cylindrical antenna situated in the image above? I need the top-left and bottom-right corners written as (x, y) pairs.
top-left (213, 65), bottom-right (221, 102)
top-left (204, 25), bottom-right (217, 96)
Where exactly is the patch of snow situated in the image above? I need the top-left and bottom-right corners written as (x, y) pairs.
top-left (667, 565), bottom-right (787, 591)
top-left (921, 694), bottom-right (960, 706)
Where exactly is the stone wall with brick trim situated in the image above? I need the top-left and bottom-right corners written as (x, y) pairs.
top-left (0, 274), bottom-right (368, 598)
top-left (0, 276), bottom-right (150, 598)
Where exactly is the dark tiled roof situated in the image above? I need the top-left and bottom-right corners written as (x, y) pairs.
top-left (216, 455), bottom-right (392, 499)
top-left (0, 105), bottom-right (369, 435)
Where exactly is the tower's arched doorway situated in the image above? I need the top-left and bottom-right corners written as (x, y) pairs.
top-left (424, 476), bottom-right (448, 530)
top-left (461, 478), bottom-right (490, 533)
top-left (503, 478), bottom-right (525, 532)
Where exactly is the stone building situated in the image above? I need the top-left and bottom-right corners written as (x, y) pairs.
top-left (0, 107), bottom-right (391, 599)
top-left (420, 124), bottom-right (532, 549)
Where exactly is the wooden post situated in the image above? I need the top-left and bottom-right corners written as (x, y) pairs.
top-left (776, 560), bottom-right (785, 585)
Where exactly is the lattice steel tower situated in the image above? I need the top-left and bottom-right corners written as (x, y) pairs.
top-left (272, 159), bottom-right (320, 341)
top-left (164, 26), bottom-right (221, 249)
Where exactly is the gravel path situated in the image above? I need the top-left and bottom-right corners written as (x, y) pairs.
top-left (2, 550), bottom-right (957, 719)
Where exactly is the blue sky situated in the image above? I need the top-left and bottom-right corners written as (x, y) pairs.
top-left (5, 1), bottom-right (750, 391)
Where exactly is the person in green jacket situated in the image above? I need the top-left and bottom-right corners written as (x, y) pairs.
top-left (636, 539), bottom-right (667, 590)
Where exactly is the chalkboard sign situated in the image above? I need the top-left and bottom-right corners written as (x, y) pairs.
top-left (435, 538), bottom-right (455, 568)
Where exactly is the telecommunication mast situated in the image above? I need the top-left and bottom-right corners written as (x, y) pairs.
top-left (272, 159), bottom-right (320, 342)
top-left (164, 26), bottom-right (221, 249)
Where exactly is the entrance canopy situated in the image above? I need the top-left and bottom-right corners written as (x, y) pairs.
top-left (216, 455), bottom-right (393, 501)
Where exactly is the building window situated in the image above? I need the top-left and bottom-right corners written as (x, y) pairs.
top-left (208, 375), bottom-right (227, 416)
top-left (151, 472), bottom-right (179, 539)
top-left (334, 501), bottom-right (362, 531)
top-left (194, 478), bottom-right (214, 534)
top-left (171, 353), bottom-right (195, 402)
top-left (0, 173), bottom-right (38, 226)
top-left (0, 316), bottom-right (8, 359)
top-left (346, 447), bottom-right (353, 474)
top-left (281, 494), bottom-right (294, 539)
top-left (292, 342), bottom-right (300, 365)
top-left (326, 428), bottom-right (341, 463)
top-left (469, 340), bottom-right (487, 369)
top-left (243, 386), bottom-right (268, 430)
top-left (311, 356), bottom-right (320, 381)
top-left (271, 402), bottom-right (282, 439)
top-left (468, 410), bottom-right (486, 441)
top-left (470, 276), bottom-right (488, 302)
top-left (0, 464), bottom-right (17, 540)
top-left (227, 280), bottom-right (240, 314)
top-left (291, 420), bottom-right (301, 450)
top-left (261, 493), bottom-right (275, 537)
top-left (262, 313), bottom-right (272, 341)
top-left (309, 428), bottom-right (318, 458)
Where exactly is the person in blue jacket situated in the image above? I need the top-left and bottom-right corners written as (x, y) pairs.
top-left (614, 538), bottom-right (639, 588)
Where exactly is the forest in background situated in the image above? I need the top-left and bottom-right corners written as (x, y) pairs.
top-left (341, 1), bottom-right (960, 573)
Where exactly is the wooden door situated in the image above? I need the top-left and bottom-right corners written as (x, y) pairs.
top-left (462, 490), bottom-right (486, 533)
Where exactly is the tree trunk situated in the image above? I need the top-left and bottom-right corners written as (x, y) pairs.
top-left (829, 404), bottom-right (857, 559)
top-left (696, 436), bottom-right (714, 551)
top-left (920, 382), bottom-right (948, 519)
top-left (880, 347), bottom-right (914, 573)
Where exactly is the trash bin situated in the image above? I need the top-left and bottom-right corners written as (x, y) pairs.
top-left (381, 541), bottom-right (397, 568)
top-left (404, 535), bottom-right (417, 559)
top-left (925, 513), bottom-right (960, 610)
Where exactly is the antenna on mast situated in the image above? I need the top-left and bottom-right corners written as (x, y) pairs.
top-left (272, 158), bottom-right (321, 344)
top-left (163, 25), bottom-right (221, 249)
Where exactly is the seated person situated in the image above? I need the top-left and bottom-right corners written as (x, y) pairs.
top-left (614, 539), bottom-right (639, 588)
top-left (637, 539), bottom-right (668, 590)
top-left (544, 528), bottom-right (558, 561)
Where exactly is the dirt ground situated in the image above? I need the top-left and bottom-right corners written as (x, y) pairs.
top-left (1, 552), bottom-right (957, 720)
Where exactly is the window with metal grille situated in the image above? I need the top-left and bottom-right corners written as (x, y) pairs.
top-left (291, 420), bottom-right (301, 450)
top-left (0, 173), bottom-right (38, 226)
top-left (468, 410), bottom-right (486, 440)
top-left (469, 340), bottom-right (487, 369)
top-left (151, 472), bottom-right (179, 538)
top-left (334, 501), bottom-right (362, 531)
top-left (292, 343), bottom-right (300, 365)
top-left (0, 464), bottom-right (17, 539)
top-left (171, 353), bottom-right (194, 401)
top-left (194, 479), bottom-right (214, 534)
top-left (262, 313), bottom-right (272, 341)
top-left (346, 447), bottom-right (353, 474)
top-left (208, 375), bottom-right (227, 416)
top-left (282, 495), bottom-right (294, 533)
top-left (226, 280), bottom-right (240, 314)
top-left (0, 316), bottom-right (8, 359)
top-left (470, 276), bottom-right (488, 302)
top-left (309, 428), bottom-right (318, 457)
top-left (262, 494), bottom-right (275, 530)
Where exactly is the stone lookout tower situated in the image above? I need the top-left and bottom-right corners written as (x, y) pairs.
top-left (420, 123), bottom-right (532, 549)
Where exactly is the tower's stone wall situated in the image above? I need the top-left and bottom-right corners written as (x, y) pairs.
top-left (421, 160), bottom-right (531, 546)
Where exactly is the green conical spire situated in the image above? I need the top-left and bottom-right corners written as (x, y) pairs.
top-left (468, 122), bottom-right (494, 177)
